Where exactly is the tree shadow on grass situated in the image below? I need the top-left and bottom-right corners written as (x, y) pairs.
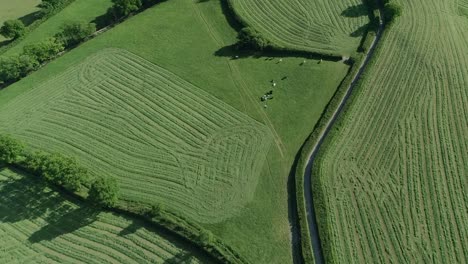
top-left (214, 44), bottom-right (342, 61)
top-left (341, 4), bottom-right (368, 17)
top-left (17, 11), bottom-right (42, 26)
top-left (0, 167), bottom-right (98, 243)
top-left (163, 251), bottom-right (196, 264)
top-left (28, 207), bottom-right (98, 243)
top-left (118, 219), bottom-right (141, 236)
top-left (350, 23), bottom-right (369, 37)
top-left (0, 174), bottom-right (51, 223)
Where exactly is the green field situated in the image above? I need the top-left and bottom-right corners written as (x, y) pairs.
top-left (2, 0), bottom-right (112, 56)
top-left (0, 0), bottom-right (357, 262)
top-left (228, 0), bottom-right (369, 56)
top-left (0, 168), bottom-right (212, 263)
top-left (0, 0), bottom-right (41, 41)
top-left (0, 48), bottom-right (273, 224)
top-left (314, 0), bottom-right (468, 263)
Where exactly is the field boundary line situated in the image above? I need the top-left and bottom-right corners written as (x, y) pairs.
top-left (192, 1), bottom-right (287, 157)
top-left (299, 1), bottom-right (387, 263)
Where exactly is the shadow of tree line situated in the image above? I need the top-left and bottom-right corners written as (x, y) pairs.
top-left (0, 167), bottom-right (98, 243)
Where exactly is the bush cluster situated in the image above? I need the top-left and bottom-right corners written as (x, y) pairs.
top-left (38, 0), bottom-right (73, 15)
top-left (0, 20), bottom-right (26, 40)
top-left (54, 21), bottom-right (96, 47)
top-left (382, 0), bottom-right (402, 24)
top-left (22, 151), bottom-right (90, 192)
top-left (237, 27), bottom-right (271, 51)
top-left (0, 135), bottom-right (24, 164)
top-left (0, 21), bottom-right (95, 85)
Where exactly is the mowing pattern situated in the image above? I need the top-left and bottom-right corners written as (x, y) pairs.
top-left (229, 0), bottom-right (369, 55)
top-left (315, 0), bottom-right (468, 263)
top-left (0, 169), bottom-right (208, 263)
top-left (459, 0), bottom-right (468, 16)
top-left (0, 49), bottom-right (272, 224)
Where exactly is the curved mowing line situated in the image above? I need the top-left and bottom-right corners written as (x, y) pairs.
top-left (229, 0), bottom-right (368, 55)
top-left (0, 169), bottom-right (210, 263)
top-left (302, 1), bottom-right (386, 263)
top-left (0, 48), bottom-right (273, 224)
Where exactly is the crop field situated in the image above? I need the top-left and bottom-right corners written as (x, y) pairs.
top-left (0, 0), bottom-right (359, 262)
top-left (2, 0), bottom-right (112, 56)
top-left (0, 168), bottom-right (212, 263)
top-left (0, 48), bottom-right (273, 224)
top-left (0, 0), bottom-right (40, 41)
top-left (228, 0), bottom-right (369, 55)
top-left (314, 0), bottom-right (468, 263)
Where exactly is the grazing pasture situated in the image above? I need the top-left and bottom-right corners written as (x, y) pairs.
top-left (0, 168), bottom-right (212, 263)
top-left (228, 0), bottom-right (369, 55)
top-left (0, 0), bottom-right (40, 41)
top-left (0, 0), bottom-right (358, 262)
top-left (314, 0), bottom-right (468, 263)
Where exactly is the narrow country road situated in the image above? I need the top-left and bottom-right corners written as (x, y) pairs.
top-left (302, 2), bottom-right (385, 263)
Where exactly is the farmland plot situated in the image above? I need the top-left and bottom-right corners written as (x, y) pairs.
top-left (0, 168), bottom-right (211, 263)
top-left (314, 0), bottom-right (468, 263)
top-left (0, 48), bottom-right (272, 224)
top-left (228, 0), bottom-right (369, 55)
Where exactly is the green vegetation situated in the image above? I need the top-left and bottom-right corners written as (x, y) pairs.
top-left (0, 135), bottom-right (24, 164)
top-left (54, 21), bottom-right (95, 47)
top-left (383, 1), bottom-right (402, 24)
top-left (23, 37), bottom-right (64, 63)
top-left (89, 176), bottom-right (120, 207)
top-left (228, 0), bottom-right (369, 56)
top-left (237, 27), bottom-right (271, 50)
top-left (313, 0), bottom-right (468, 263)
top-left (22, 150), bottom-right (91, 192)
top-left (108, 0), bottom-right (143, 19)
top-left (1, 0), bottom-right (112, 56)
top-left (0, 0), bottom-right (40, 41)
top-left (0, 20), bottom-right (26, 39)
top-left (0, 168), bottom-right (213, 263)
top-left (0, 0), bottom-right (358, 262)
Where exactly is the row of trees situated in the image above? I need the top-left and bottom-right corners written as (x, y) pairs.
top-left (0, 134), bottom-right (119, 207)
top-left (0, 21), bottom-right (95, 85)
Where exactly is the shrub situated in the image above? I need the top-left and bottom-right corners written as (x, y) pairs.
top-left (384, 2), bottom-right (402, 24)
top-left (108, 0), bottom-right (142, 20)
top-left (0, 55), bottom-right (39, 84)
top-left (38, 0), bottom-right (68, 15)
top-left (146, 203), bottom-right (165, 217)
top-left (237, 27), bottom-right (271, 50)
top-left (0, 20), bottom-right (26, 39)
top-left (55, 21), bottom-right (96, 47)
top-left (88, 177), bottom-right (120, 207)
top-left (23, 38), bottom-right (65, 63)
top-left (0, 135), bottom-right (24, 164)
top-left (198, 230), bottom-right (214, 246)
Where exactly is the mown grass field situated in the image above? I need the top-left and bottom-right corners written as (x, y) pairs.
top-left (1, 0), bottom-right (112, 56)
top-left (0, 48), bottom-right (273, 224)
top-left (0, 168), bottom-right (212, 263)
top-left (228, 0), bottom-right (369, 56)
top-left (0, 0), bottom-right (40, 41)
top-left (313, 0), bottom-right (468, 263)
top-left (0, 0), bottom-right (366, 262)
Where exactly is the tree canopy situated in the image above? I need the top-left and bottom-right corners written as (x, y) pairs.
top-left (0, 20), bottom-right (26, 39)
